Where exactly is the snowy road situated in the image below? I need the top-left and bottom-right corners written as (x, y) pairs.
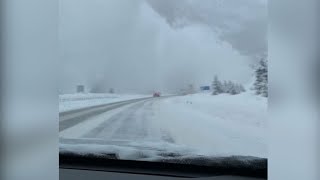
top-left (59, 97), bottom-right (154, 132)
top-left (82, 99), bottom-right (175, 143)
top-left (60, 97), bottom-right (175, 143)
top-left (60, 93), bottom-right (267, 158)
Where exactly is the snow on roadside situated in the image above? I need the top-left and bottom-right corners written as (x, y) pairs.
top-left (59, 93), bottom-right (150, 112)
top-left (150, 92), bottom-right (267, 158)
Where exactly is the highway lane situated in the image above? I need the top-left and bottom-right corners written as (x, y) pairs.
top-left (59, 97), bottom-right (154, 132)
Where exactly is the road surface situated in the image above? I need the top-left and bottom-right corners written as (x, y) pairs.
top-left (59, 97), bottom-right (154, 132)
top-left (83, 100), bottom-right (174, 142)
top-left (59, 97), bottom-right (175, 144)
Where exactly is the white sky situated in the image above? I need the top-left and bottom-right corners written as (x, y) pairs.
top-left (59, 0), bottom-right (267, 94)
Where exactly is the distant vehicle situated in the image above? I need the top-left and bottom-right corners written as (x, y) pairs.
top-left (153, 92), bottom-right (161, 97)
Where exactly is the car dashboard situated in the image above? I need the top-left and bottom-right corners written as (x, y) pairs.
top-left (60, 168), bottom-right (265, 180)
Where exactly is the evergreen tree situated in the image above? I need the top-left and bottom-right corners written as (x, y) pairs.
top-left (212, 75), bottom-right (223, 95)
top-left (253, 58), bottom-right (268, 97)
top-left (225, 81), bottom-right (233, 94)
top-left (221, 80), bottom-right (228, 93)
top-left (234, 84), bottom-right (241, 94)
top-left (230, 83), bottom-right (238, 95)
top-left (240, 84), bottom-right (246, 92)
top-left (212, 76), bottom-right (246, 95)
top-left (236, 83), bottom-right (245, 93)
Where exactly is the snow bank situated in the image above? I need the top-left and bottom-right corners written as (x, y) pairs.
top-left (60, 138), bottom-right (197, 161)
top-left (59, 93), bottom-right (150, 112)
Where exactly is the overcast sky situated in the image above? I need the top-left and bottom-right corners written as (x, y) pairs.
top-left (59, 0), bottom-right (267, 94)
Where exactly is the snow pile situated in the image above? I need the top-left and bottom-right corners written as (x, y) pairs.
top-left (60, 138), bottom-right (197, 161)
top-left (59, 93), bottom-right (150, 112)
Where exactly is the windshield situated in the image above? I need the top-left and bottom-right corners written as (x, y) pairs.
top-left (59, 0), bottom-right (267, 169)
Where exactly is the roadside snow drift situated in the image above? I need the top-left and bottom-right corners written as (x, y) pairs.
top-left (149, 92), bottom-right (267, 158)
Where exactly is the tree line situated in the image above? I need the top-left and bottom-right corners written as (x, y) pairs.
top-left (212, 56), bottom-right (268, 97)
top-left (212, 76), bottom-right (246, 95)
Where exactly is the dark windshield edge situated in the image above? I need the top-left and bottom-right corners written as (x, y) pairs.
top-left (59, 153), bottom-right (267, 179)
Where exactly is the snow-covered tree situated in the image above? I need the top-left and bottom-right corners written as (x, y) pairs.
top-left (229, 83), bottom-right (243, 95)
top-left (224, 81), bottom-right (233, 94)
top-left (221, 80), bottom-right (228, 93)
top-left (229, 83), bottom-right (238, 95)
top-left (240, 84), bottom-right (246, 92)
top-left (234, 83), bottom-right (246, 94)
top-left (212, 75), bottom-right (223, 95)
top-left (234, 84), bottom-right (241, 95)
top-left (253, 58), bottom-right (268, 97)
top-left (212, 76), bottom-right (246, 95)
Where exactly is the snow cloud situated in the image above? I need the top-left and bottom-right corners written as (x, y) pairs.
top-left (59, 0), bottom-right (267, 94)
